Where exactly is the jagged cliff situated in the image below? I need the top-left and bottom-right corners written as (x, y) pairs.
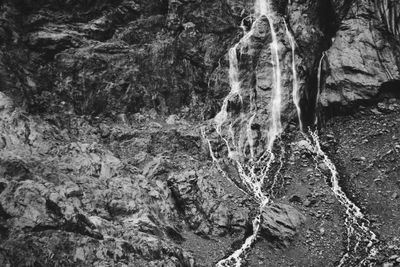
top-left (0, 0), bottom-right (400, 266)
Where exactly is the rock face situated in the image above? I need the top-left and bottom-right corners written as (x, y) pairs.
top-left (321, 0), bottom-right (400, 109)
top-left (0, 0), bottom-right (400, 266)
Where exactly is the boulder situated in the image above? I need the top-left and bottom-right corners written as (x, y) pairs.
top-left (260, 203), bottom-right (306, 240)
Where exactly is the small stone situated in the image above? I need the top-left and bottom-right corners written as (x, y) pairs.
top-left (319, 227), bottom-right (325, 235)
top-left (74, 247), bottom-right (85, 262)
top-left (370, 108), bottom-right (382, 115)
top-left (65, 183), bottom-right (83, 198)
top-left (325, 197), bottom-right (336, 204)
top-left (318, 163), bottom-right (329, 172)
top-left (303, 199), bottom-right (311, 207)
top-left (389, 255), bottom-right (399, 260)
top-left (383, 262), bottom-right (394, 267)
top-left (326, 134), bottom-right (334, 139)
top-left (117, 113), bottom-right (128, 124)
top-left (289, 195), bottom-right (302, 203)
top-left (166, 114), bottom-right (179, 125)
top-left (392, 193), bottom-right (398, 199)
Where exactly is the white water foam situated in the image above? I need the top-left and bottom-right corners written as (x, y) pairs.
top-left (308, 130), bottom-right (378, 266)
top-left (284, 20), bottom-right (302, 131)
top-left (215, 1), bottom-right (284, 266)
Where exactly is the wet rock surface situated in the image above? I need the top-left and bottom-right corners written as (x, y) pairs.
top-left (0, 0), bottom-right (400, 266)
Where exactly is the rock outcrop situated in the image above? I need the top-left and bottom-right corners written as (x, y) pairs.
top-left (0, 0), bottom-right (400, 266)
top-left (321, 0), bottom-right (400, 109)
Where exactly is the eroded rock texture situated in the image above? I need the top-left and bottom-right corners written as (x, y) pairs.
top-left (322, 0), bottom-right (400, 110)
top-left (0, 0), bottom-right (400, 266)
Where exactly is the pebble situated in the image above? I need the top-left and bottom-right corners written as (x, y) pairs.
top-left (389, 255), bottom-right (399, 260)
top-left (319, 227), bottom-right (325, 235)
top-left (318, 163), bottom-right (329, 172)
top-left (325, 197), bottom-right (336, 204)
top-left (303, 199), bottom-right (311, 207)
top-left (289, 195), bottom-right (302, 203)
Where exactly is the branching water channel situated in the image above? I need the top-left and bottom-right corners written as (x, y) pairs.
top-left (202, 0), bottom-right (379, 266)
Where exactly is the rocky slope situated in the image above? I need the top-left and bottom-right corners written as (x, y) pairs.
top-left (0, 0), bottom-right (400, 266)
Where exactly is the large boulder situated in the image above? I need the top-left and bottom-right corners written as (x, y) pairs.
top-left (260, 203), bottom-right (306, 241)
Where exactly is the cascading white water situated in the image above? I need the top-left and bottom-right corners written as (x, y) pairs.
top-left (214, 1), bottom-right (284, 266)
top-left (214, 19), bottom-right (253, 134)
top-left (284, 21), bottom-right (303, 131)
top-left (263, 3), bottom-right (283, 150)
top-left (205, 0), bottom-right (379, 266)
top-left (308, 130), bottom-right (378, 266)
top-left (215, 43), bottom-right (241, 134)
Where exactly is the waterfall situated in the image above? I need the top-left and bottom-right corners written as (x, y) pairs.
top-left (214, 0), bottom-right (284, 266)
top-left (315, 52), bottom-right (326, 126)
top-left (214, 44), bottom-right (240, 135)
top-left (202, 0), bottom-right (377, 267)
top-left (284, 20), bottom-right (303, 131)
top-left (205, 0), bottom-right (378, 266)
top-left (214, 19), bottom-right (252, 135)
top-left (262, 1), bottom-right (283, 150)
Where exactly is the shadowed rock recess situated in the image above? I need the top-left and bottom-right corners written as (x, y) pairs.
top-left (0, 0), bottom-right (400, 266)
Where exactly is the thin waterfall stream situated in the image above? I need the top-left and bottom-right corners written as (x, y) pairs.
top-left (315, 52), bottom-right (326, 126)
top-left (306, 130), bottom-right (379, 266)
top-left (212, 1), bottom-right (285, 265)
top-left (310, 53), bottom-right (379, 266)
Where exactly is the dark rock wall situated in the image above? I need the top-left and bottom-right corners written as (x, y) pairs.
top-left (1, 0), bottom-right (398, 125)
top-left (2, 0), bottom-right (398, 125)
top-left (322, 0), bottom-right (400, 114)
top-left (0, 0), bottom-right (400, 266)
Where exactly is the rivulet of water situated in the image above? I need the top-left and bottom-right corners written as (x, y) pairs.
top-left (307, 130), bottom-right (379, 266)
top-left (314, 52), bottom-right (326, 126)
top-left (214, 0), bottom-right (285, 266)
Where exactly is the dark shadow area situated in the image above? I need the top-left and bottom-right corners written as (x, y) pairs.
top-left (378, 80), bottom-right (400, 98)
top-left (317, 0), bottom-right (338, 43)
